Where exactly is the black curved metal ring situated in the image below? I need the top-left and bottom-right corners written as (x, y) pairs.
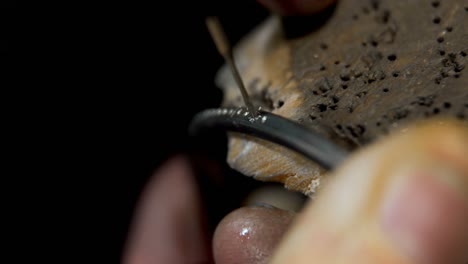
top-left (189, 107), bottom-right (349, 170)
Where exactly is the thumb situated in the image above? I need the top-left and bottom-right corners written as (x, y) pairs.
top-left (271, 119), bottom-right (468, 264)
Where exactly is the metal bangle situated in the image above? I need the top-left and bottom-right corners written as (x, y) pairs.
top-left (190, 107), bottom-right (349, 170)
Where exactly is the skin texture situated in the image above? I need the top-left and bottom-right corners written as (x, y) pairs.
top-left (213, 206), bottom-right (295, 264)
top-left (381, 173), bottom-right (468, 264)
top-left (123, 156), bottom-right (211, 264)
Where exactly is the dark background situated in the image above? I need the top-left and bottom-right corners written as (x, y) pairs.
top-left (0, 2), bottom-right (14, 51)
top-left (106, 1), bottom-right (269, 260)
top-left (2, 1), bottom-right (271, 260)
top-left (75, 0), bottom-right (269, 260)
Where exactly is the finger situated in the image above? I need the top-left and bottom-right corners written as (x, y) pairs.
top-left (213, 205), bottom-right (295, 264)
top-left (257, 0), bottom-right (337, 16)
top-left (271, 119), bottom-right (468, 264)
top-left (123, 156), bottom-right (211, 264)
top-left (243, 184), bottom-right (307, 212)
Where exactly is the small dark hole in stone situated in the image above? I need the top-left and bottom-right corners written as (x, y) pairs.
top-left (465, 7), bottom-right (468, 12)
top-left (362, 42), bottom-right (367, 47)
top-left (431, 1), bottom-right (440, 8)
top-left (383, 88), bottom-right (389, 92)
top-left (313, 91), bottom-right (319, 95)
top-left (341, 84), bottom-right (348, 89)
top-left (437, 36), bottom-right (444, 43)
top-left (332, 96), bottom-right (340, 104)
top-left (432, 16), bottom-right (441, 24)
top-left (317, 104), bottom-right (327, 112)
top-left (443, 102), bottom-right (451, 109)
top-left (376, 122), bottom-right (381, 127)
top-left (392, 71), bottom-right (399, 77)
top-left (320, 43), bottom-right (328, 50)
top-left (345, 64), bottom-right (351, 68)
top-left (454, 74), bottom-right (460, 78)
top-left (446, 26), bottom-right (453, 32)
top-left (387, 54), bottom-right (397, 61)
top-left (448, 53), bottom-right (457, 61)
top-left (309, 115), bottom-right (317, 120)
top-left (346, 126), bottom-right (359, 138)
top-left (381, 10), bottom-right (390, 24)
top-left (336, 124), bottom-right (343, 130)
top-left (461, 51), bottom-right (467, 57)
top-left (340, 74), bottom-right (350, 82)
top-left (433, 108), bottom-right (440, 114)
top-left (439, 50), bottom-right (446, 56)
top-left (357, 124), bottom-right (366, 134)
top-left (334, 60), bottom-right (340, 65)
top-left (278, 100), bottom-right (284, 108)
top-left (454, 64), bottom-right (465, 72)
top-left (371, 40), bottom-right (378, 47)
top-left (319, 65), bottom-right (326, 71)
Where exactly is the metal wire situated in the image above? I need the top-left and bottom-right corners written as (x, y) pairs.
top-left (189, 107), bottom-right (349, 170)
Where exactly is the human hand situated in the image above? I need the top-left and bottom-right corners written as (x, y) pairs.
top-left (268, 120), bottom-right (468, 263)
top-left (123, 120), bottom-right (468, 264)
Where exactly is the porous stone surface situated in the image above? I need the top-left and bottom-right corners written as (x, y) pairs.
top-left (216, 0), bottom-right (468, 195)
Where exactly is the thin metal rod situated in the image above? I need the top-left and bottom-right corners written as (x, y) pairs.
top-left (206, 17), bottom-right (257, 117)
top-left (190, 108), bottom-right (349, 170)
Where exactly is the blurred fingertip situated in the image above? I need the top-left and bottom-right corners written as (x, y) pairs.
top-left (213, 206), bottom-right (295, 264)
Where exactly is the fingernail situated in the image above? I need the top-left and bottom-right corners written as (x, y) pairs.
top-left (381, 167), bottom-right (468, 263)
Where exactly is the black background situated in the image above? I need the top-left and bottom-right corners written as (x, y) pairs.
top-left (2, 1), bottom-right (271, 260)
top-left (0, 2), bottom-right (14, 51)
top-left (69, 0), bottom-right (267, 260)
top-left (106, 1), bottom-right (269, 259)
